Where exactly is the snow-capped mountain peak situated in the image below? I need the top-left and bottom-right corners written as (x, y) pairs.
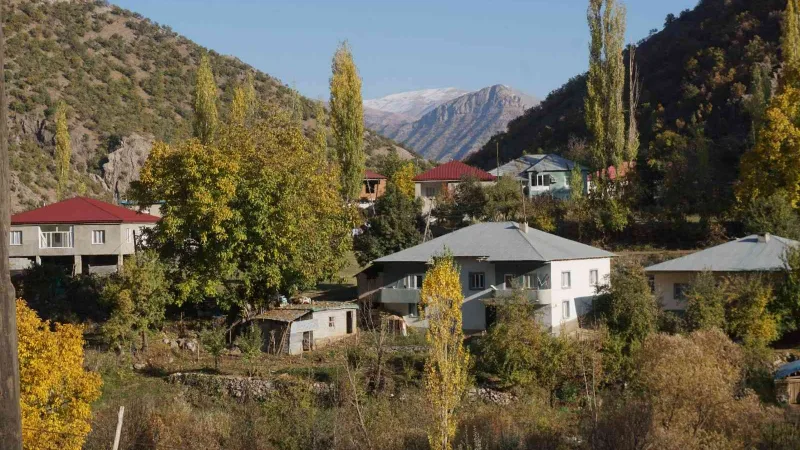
top-left (364, 87), bottom-right (471, 120)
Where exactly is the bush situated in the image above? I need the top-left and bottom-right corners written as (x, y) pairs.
top-left (200, 325), bottom-right (227, 371)
top-left (235, 323), bottom-right (263, 376)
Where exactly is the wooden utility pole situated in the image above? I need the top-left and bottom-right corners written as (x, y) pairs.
top-left (111, 406), bottom-right (125, 450)
top-left (0, 0), bottom-right (23, 448)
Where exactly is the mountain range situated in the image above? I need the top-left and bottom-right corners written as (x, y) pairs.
top-left (365, 85), bottom-right (538, 162)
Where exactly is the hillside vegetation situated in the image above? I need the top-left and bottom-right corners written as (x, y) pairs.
top-left (4, 0), bottom-right (411, 212)
top-left (467, 0), bottom-right (784, 219)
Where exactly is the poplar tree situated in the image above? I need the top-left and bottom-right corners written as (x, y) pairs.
top-left (229, 73), bottom-right (257, 127)
top-left (420, 253), bottom-right (469, 450)
top-left (329, 41), bottom-right (365, 202)
top-left (585, 0), bottom-right (627, 170)
top-left (193, 53), bottom-right (219, 144)
top-left (312, 100), bottom-right (328, 156)
top-left (54, 101), bottom-right (71, 201)
top-left (783, 0), bottom-right (800, 85)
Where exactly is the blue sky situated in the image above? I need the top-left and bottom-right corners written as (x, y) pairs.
top-left (113, 0), bottom-right (698, 100)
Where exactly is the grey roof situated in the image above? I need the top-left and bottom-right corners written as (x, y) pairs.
top-left (374, 222), bottom-right (614, 263)
top-left (645, 234), bottom-right (799, 273)
top-left (489, 154), bottom-right (584, 179)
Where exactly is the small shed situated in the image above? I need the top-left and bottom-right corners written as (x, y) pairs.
top-left (775, 360), bottom-right (800, 405)
top-left (253, 302), bottom-right (359, 355)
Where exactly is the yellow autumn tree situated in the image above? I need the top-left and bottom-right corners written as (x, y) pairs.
top-left (193, 53), bottom-right (219, 144)
top-left (420, 252), bottom-right (470, 450)
top-left (17, 299), bottom-right (101, 450)
top-left (391, 161), bottom-right (416, 198)
top-left (738, 0), bottom-right (800, 206)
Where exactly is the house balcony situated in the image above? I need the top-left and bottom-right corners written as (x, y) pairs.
top-left (492, 288), bottom-right (551, 305)
top-left (377, 288), bottom-right (421, 304)
top-left (40, 231), bottom-right (73, 249)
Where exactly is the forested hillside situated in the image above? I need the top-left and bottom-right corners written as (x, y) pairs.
top-left (5, 0), bottom-right (410, 212)
top-left (467, 0), bottom-right (784, 219)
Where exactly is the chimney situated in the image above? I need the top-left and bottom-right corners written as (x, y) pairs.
top-left (519, 222), bottom-right (529, 233)
top-left (758, 233), bottom-right (771, 243)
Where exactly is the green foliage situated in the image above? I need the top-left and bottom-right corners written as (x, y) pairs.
top-left (484, 176), bottom-right (522, 221)
top-left (135, 106), bottom-right (353, 309)
top-left (15, 264), bottom-right (106, 323)
top-left (200, 325), bottom-right (228, 371)
top-left (477, 291), bottom-right (575, 398)
top-left (776, 246), bottom-right (800, 334)
top-left (568, 165), bottom-right (584, 200)
top-left (684, 271), bottom-right (726, 331)
top-left (235, 323), bottom-right (263, 376)
top-left (329, 42), bottom-right (365, 202)
top-left (433, 176), bottom-right (487, 230)
top-left (54, 101), bottom-right (72, 200)
top-left (101, 251), bottom-right (173, 350)
top-left (740, 190), bottom-right (800, 239)
top-left (592, 263), bottom-right (659, 345)
top-left (724, 275), bottom-right (779, 347)
top-left (353, 183), bottom-right (423, 266)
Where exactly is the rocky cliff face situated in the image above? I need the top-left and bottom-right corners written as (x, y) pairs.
top-left (102, 133), bottom-right (155, 199)
top-left (367, 85), bottom-right (538, 162)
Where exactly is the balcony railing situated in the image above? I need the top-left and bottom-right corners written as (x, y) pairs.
top-left (40, 231), bottom-right (73, 249)
top-left (378, 288), bottom-right (421, 304)
top-left (492, 288), bottom-right (551, 305)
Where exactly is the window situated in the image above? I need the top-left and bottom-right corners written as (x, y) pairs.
top-left (409, 303), bottom-right (419, 317)
top-left (328, 317), bottom-right (335, 328)
top-left (674, 283), bottom-right (688, 301)
top-left (648, 275), bottom-right (655, 293)
top-left (589, 269), bottom-right (599, 286)
top-left (532, 173), bottom-right (551, 187)
top-left (9, 231), bottom-right (21, 246)
top-left (469, 272), bottom-right (485, 290)
top-left (92, 230), bottom-right (106, 245)
top-left (562, 300), bottom-right (571, 319)
top-left (504, 274), bottom-right (515, 290)
top-left (561, 271), bottom-right (571, 289)
top-left (126, 228), bottom-right (134, 244)
top-left (423, 186), bottom-right (437, 198)
top-left (522, 274), bottom-right (532, 289)
top-left (407, 274), bottom-right (424, 289)
top-left (39, 225), bottom-right (73, 248)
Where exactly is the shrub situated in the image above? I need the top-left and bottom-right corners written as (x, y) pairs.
top-left (235, 323), bottom-right (263, 376)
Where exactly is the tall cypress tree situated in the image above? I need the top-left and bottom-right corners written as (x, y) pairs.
top-left (54, 101), bottom-right (71, 201)
top-left (585, 0), bottom-right (605, 170)
top-left (193, 54), bottom-right (219, 144)
top-left (329, 42), bottom-right (365, 202)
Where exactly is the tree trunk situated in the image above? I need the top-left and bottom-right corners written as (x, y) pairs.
top-left (0, 0), bottom-right (23, 446)
top-left (141, 329), bottom-right (148, 351)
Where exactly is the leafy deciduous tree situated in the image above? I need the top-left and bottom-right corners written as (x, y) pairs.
top-left (684, 271), bottom-right (726, 332)
top-left (392, 161), bottom-right (416, 198)
top-left (353, 183), bottom-right (423, 266)
top-left (17, 299), bottom-right (101, 450)
top-left (420, 253), bottom-right (470, 450)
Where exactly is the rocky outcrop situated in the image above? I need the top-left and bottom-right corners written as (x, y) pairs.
top-left (168, 372), bottom-right (333, 401)
top-left (102, 133), bottom-right (154, 198)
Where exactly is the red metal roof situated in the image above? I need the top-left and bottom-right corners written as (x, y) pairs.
top-left (11, 197), bottom-right (161, 225)
top-left (413, 161), bottom-right (496, 182)
top-left (364, 170), bottom-right (386, 180)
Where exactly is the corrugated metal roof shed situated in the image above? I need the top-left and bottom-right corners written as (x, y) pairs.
top-left (645, 234), bottom-right (799, 273)
top-left (374, 221), bottom-right (614, 263)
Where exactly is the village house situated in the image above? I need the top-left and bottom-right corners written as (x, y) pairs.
top-left (360, 170), bottom-right (387, 203)
top-left (357, 221), bottom-right (614, 335)
top-left (645, 233), bottom-right (798, 311)
top-left (413, 160), bottom-right (496, 213)
top-left (490, 154), bottom-right (589, 200)
top-left (8, 197), bottom-right (160, 275)
top-left (252, 301), bottom-right (359, 355)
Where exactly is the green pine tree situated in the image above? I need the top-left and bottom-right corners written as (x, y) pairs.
top-left (193, 54), bottom-right (219, 144)
top-left (54, 102), bottom-right (71, 201)
top-left (329, 41), bottom-right (365, 202)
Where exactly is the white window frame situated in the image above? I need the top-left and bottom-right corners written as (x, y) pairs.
top-left (9, 230), bottom-right (21, 246)
top-left (423, 186), bottom-right (437, 198)
top-left (328, 316), bottom-right (335, 328)
top-left (407, 274), bottom-right (424, 290)
top-left (126, 227), bottom-right (134, 244)
top-left (468, 272), bottom-right (485, 290)
top-left (522, 274), bottom-right (532, 289)
top-left (562, 300), bottom-right (571, 319)
top-left (589, 269), bottom-right (599, 286)
top-left (561, 271), bottom-right (571, 289)
top-left (92, 230), bottom-right (106, 245)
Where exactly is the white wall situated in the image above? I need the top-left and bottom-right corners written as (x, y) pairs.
top-left (456, 258), bottom-right (496, 332)
top-left (652, 272), bottom-right (695, 310)
top-left (311, 309), bottom-right (357, 342)
top-left (548, 258), bottom-right (610, 332)
top-left (8, 223), bottom-right (154, 258)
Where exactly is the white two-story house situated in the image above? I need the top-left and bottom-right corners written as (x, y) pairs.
top-left (9, 197), bottom-right (160, 275)
top-left (490, 154), bottom-right (589, 200)
top-left (357, 221), bottom-right (614, 335)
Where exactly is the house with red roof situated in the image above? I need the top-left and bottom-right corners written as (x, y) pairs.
top-left (360, 170), bottom-right (387, 202)
top-left (413, 160), bottom-right (496, 213)
top-left (9, 197), bottom-right (160, 274)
